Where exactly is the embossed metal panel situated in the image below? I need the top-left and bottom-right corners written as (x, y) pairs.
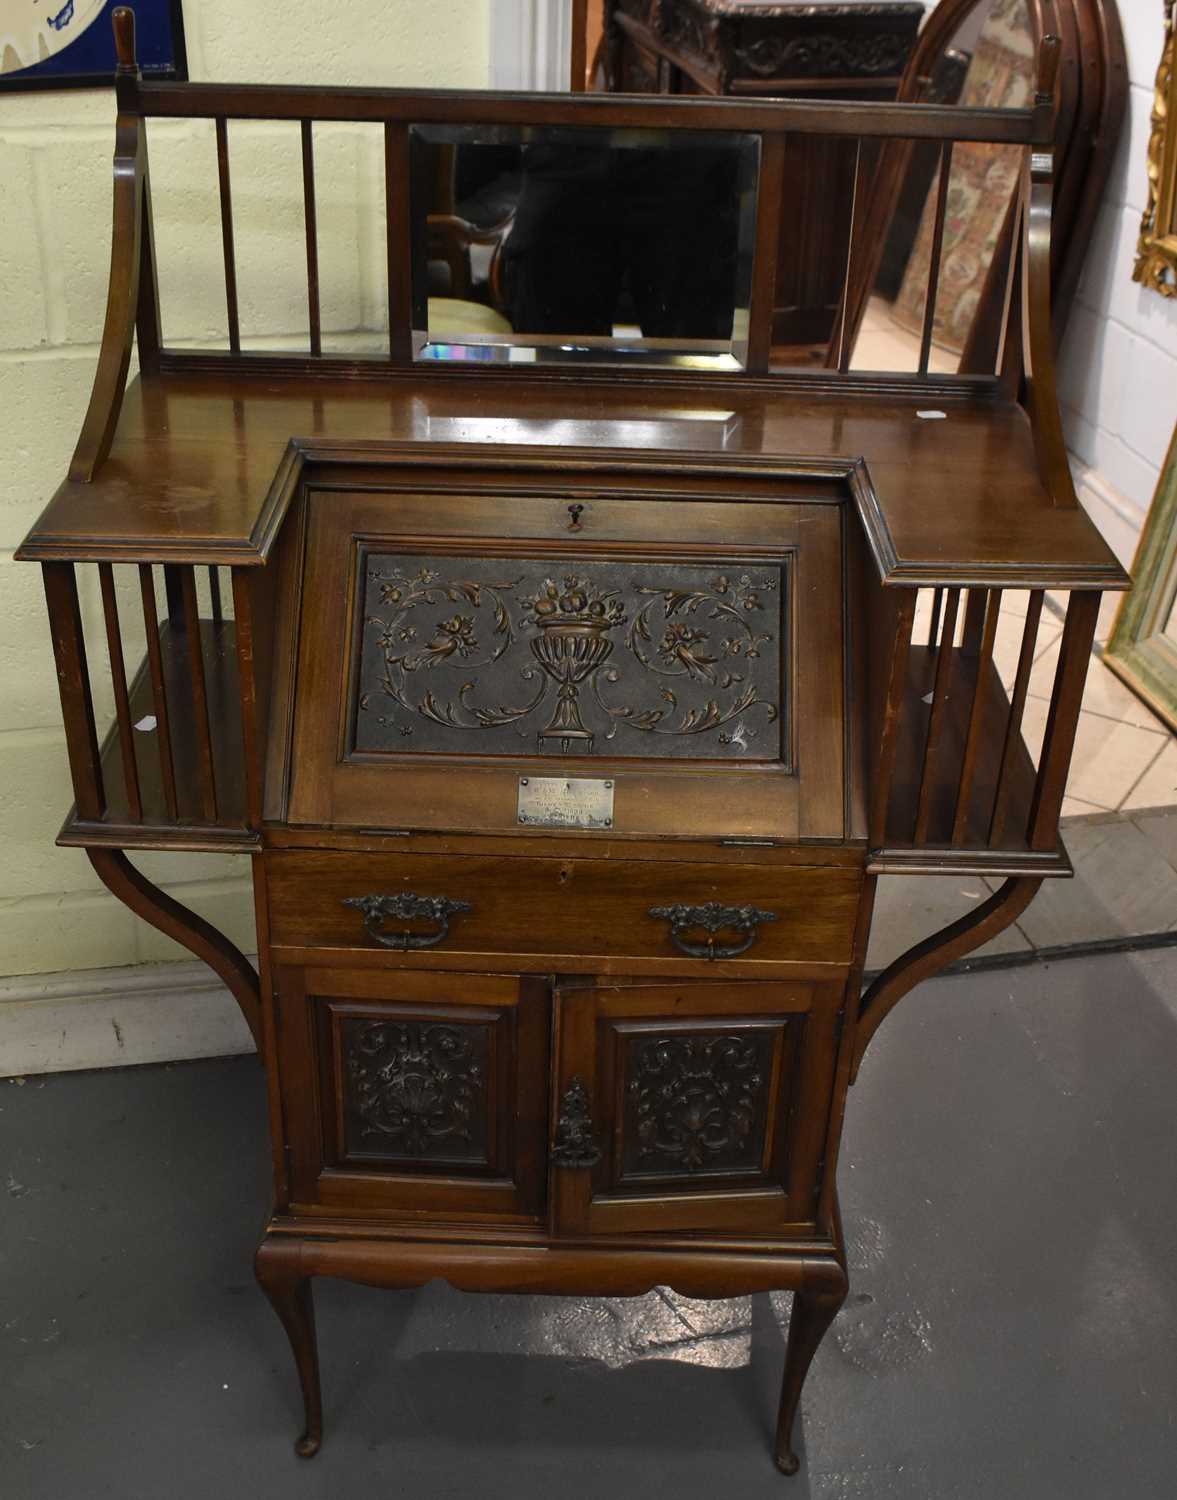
top-left (340, 1014), bottom-right (492, 1166)
top-left (352, 553), bottom-right (786, 761)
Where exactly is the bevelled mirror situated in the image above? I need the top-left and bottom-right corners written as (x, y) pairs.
top-left (408, 124), bottom-right (760, 369)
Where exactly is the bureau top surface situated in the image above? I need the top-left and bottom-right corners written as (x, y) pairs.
top-left (17, 371), bottom-right (1126, 591)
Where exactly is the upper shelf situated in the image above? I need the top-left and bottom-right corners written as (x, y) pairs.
top-left (16, 372), bottom-right (1128, 593)
top-left (12, 13), bottom-right (1125, 593)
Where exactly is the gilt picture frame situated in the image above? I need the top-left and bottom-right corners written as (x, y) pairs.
top-left (1105, 421), bottom-right (1177, 734)
top-left (0, 0), bottom-right (186, 92)
top-left (1134, 0), bottom-right (1177, 298)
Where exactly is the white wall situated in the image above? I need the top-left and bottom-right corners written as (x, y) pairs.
top-left (490, 0), bottom-right (574, 90)
top-left (0, 2), bottom-right (491, 985)
top-left (1059, 3), bottom-right (1177, 567)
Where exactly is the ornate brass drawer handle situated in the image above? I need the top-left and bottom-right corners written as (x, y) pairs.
top-left (648, 901), bottom-right (778, 960)
top-left (342, 892), bottom-right (473, 951)
top-left (550, 1077), bottom-right (602, 1169)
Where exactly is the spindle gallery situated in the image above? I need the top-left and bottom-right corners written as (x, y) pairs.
top-left (17, 7), bottom-right (1126, 1477)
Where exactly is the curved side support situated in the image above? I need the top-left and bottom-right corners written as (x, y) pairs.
top-left (87, 848), bottom-right (263, 1054)
top-left (851, 876), bottom-right (1042, 1082)
top-left (68, 113), bottom-right (145, 483)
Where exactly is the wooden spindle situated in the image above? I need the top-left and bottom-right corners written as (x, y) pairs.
top-left (42, 563), bottom-right (106, 823)
top-left (138, 564), bottom-right (179, 821)
top-left (919, 141), bottom-right (954, 376)
top-left (989, 590), bottom-right (1044, 846)
top-left (163, 562), bottom-right (185, 624)
top-left (1028, 592), bottom-right (1099, 850)
top-left (927, 588), bottom-right (944, 647)
top-left (951, 590), bottom-right (1001, 844)
top-left (913, 587), bottom-right (960, 843)
top-left (208, 565), bottom-right (223, 623)
top-left (301, 120), bottom-right (322, 357)
top-left (215, 117), bottom-right (241, 353)
top-left (385, 121), bottom-right (412, 363)
top-left (745, 132), bottom-right (786, 375)
top-left (112, 5), bottom-right (140, 113)
top-left (181, 568), bottom-right (218, 823)
top-left (868, 591), bottom-right (916, 849)
top-left (960, 588), bottom-right (987, 655)
top-left (570, 0), bottom-right (589, 90)
top-left (99, 563), bottom-right (143, 822)
top-left (837, 138), bottom-right (865, 374)
top-left (232, 571), bottom-right (264, 829)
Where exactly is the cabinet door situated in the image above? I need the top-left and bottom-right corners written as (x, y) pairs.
top-left (276, 965), bottom-right (548, 1222)
top-left (551, 978), bottom-right (842, 1237)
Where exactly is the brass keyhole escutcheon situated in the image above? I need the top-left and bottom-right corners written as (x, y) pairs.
top-left (567, 503), bottom-right (585, 531)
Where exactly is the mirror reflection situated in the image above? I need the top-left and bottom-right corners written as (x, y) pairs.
top-left (410, 125), bottom-right (758, 369)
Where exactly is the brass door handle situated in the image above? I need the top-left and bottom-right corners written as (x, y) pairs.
top-left (550, 1076), bottom-right (602, 1168)
top-left (648, 901), bottom-right (778, 960)
top-left (343, 892), bottom-right (472, 950)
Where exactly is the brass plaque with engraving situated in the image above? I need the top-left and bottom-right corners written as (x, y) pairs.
top-left (516, 776), bottom-right (615, 830)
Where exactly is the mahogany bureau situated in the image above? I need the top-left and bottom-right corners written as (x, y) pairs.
top-left (16, 10), bottom-right (1127, 1479)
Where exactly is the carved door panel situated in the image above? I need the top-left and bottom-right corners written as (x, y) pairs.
top-left (275, 965), bottom-right (549, 1222)
top-left (550, 977), bottom-right (843, 1237)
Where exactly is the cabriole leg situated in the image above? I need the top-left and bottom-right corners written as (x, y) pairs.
top-left (255, 1236), bottom-right (323, 1458)
top-left (774, 1274), bottom-right (848, 1477)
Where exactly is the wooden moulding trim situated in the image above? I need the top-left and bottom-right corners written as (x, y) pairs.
top-left (131, 80), bottom-right (1046, 145)
top-left (148, 348), bottom-right (1002, 405)
top-left (266, 946), bottom-right (849, 984)
top-left (266, 1214), bottom-right (838, 1259)
top-left (845, 462), bottom-right (1128, 591)
top-left (20, 440), bottom-right (1133, 589)
top-left (17, 439), bottom-right (307, 568)
top-left (850, 875), bottom-right (1042, 1081)
top-left (262, 824), bottom-right (866, 865)
top-left (259, 1233), bottom-right (846, 1299)
top-left (58, 815), bottom-right (259, 852)
top-left (867, 845), bottom-right (1071, 878)
top-left (68, 113), bottom-right (145, 483)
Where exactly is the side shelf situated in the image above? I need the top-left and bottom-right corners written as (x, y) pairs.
top-left (43, 560), bottom-right (257, 854)
top-left (859, 583), bottom-right (1100, 879)
top-left (61, 616), bottom-right (251, 848)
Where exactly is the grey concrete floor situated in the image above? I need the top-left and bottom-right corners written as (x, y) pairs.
top-left (3, 946), bottom-right (1177, 1499)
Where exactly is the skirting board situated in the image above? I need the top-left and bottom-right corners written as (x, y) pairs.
top-left (0, 960), bottom-right (257, 1077)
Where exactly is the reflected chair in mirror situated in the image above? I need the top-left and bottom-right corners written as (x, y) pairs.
top-left (423, 141), bottom-right (518, 336)
top-left (834, 0), bottom-right (1126, 375)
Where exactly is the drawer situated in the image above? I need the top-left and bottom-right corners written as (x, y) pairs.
top-left (266, 850), bottom-right (861, 973)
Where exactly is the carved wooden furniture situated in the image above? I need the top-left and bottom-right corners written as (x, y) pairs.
top-left (18, 8), bottom-right (1129, 1479)
top-left (601, 0), bottom-right (925, 354)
